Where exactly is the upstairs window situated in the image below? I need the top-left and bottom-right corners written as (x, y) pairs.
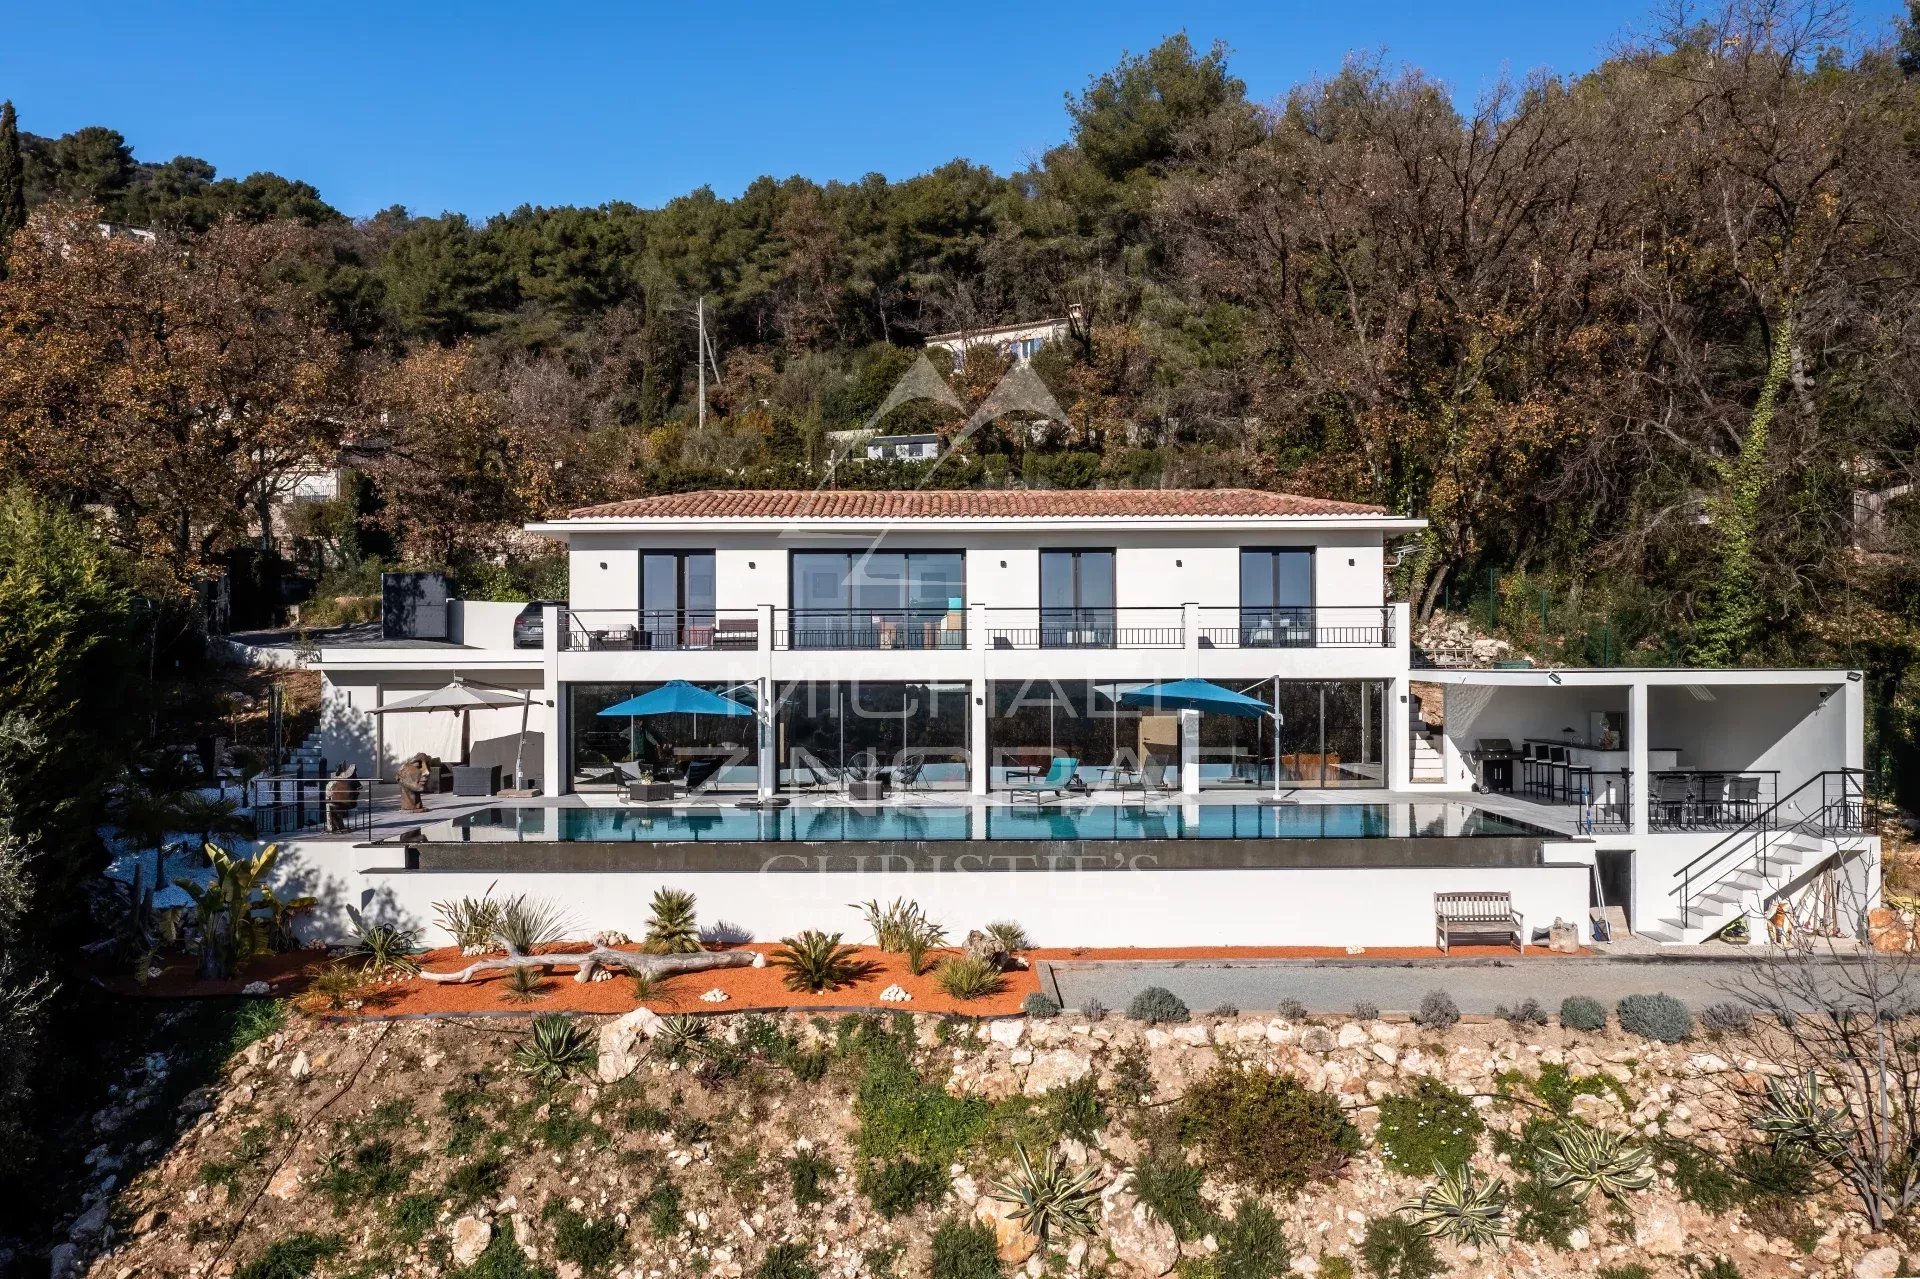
top-left (641, 551), bottom-right (715, 647)
top-left (1039, 549), bottom-right (1115, 648)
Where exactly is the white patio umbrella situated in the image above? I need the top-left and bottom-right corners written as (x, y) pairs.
top-left (368, 678), bottom-right (536, 789)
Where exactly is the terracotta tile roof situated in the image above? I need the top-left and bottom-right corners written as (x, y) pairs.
top-left (564, 488), bottom-right (1390, 520)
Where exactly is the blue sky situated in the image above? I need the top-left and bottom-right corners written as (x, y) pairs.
top-left (1, 1), bottom-right (1906, 220)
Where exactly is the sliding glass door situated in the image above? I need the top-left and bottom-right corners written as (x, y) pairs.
top-left (1239, 549), bottom-right (1313, 647)
top-left (788, 551), bottom-right (965, 649)
top-left (1039, 549), bottom-right (1115, 648)
top-left (640, 551), bottom-right (716, 649)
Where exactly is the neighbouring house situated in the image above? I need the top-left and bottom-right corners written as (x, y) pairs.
top-left (245, 487), bottom-right (1878, 951)
top-left (924, 310), bottom-right (1077, 369)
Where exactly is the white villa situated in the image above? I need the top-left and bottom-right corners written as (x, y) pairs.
top-left (269, 488), bottom-right (1876, 952)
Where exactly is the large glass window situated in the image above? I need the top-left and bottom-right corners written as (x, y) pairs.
top-left (640, 551), bottom-right (716, 649)
top-left (1239, 549), bottom-right (1314, 647)
top-left (773, 681), bottom-right (970, 790)
top-left (987, 679), bottom-right (1172, 789)
top-left (1039, 549), bottom-right (1115, 648)
top-left (568, 681), bottom-right (758, 792)
top-left (1268, 680), bottom-right (1387, 788)
top-left (788, 551), bottom-right (966, 649)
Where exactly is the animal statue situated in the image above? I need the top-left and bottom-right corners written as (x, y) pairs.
top-left (396, 753), bottom-right (433, 813)
top-left (1767, 900), bottom-right (1794, 946)
top-left (324, 763), bottom-right (360, 833)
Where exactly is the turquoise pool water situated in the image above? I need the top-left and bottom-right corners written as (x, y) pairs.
top-left (440, 802), bottom-right (1552, 843)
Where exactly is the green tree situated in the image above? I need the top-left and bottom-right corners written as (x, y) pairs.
top-left (0, 100), bottom-right (24, 249)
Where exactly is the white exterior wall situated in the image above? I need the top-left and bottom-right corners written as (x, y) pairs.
top-left (274, 839), bottom-right (1591, 951)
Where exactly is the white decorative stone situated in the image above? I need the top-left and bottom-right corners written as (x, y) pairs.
top-left (699, 988), bottom-right (729, 1003)
top-left (240, 980), bottom-right (270, 996)
top-left (878, 984), bottom-right (912, 1003)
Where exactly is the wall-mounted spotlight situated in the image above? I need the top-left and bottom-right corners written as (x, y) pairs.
top-left (1848, 670), bottom-right (1863, 682)
top-left (1817, 686), bottom-right (1837, 707)
top-left (1547, 671), bottom-right (1563, 685)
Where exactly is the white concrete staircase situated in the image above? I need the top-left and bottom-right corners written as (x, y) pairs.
top-left (1410, 733), bottom-right (1445, 784)
top-left (1639, 829), bottom-right (1851, 945)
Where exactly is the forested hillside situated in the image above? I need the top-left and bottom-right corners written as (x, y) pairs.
top-left (1, 3), bottom-right (1918, 791)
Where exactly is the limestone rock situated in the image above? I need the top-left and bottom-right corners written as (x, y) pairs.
top-left (265, 1163), bottom-right (301, 1201)
top-left (597, 1007), bottom-right (664, 1081)
top-left (450, 1216), bottom-right (492, 1267)
top-left (1023, 1049), bottom-right (1094, 1095)
top-left (1635, 1201), bottom-right (1687, 1256)
top-left (1855, 1247), bottom-right (1902, 1279)
top-left (975, 1194), bottom-right (1039, 1263)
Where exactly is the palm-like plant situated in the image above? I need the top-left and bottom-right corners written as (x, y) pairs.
top-left (984, 920), bottom-right (1031, 953)
top-left (989, 1144), bottom-right (1104, 1243)
top-left (177, 842), bottom-right (286, 979)
top-left (644, 888), bottom-right (703, 954)
top-left (772, 930), bottom-right (868, 993)
top-left (513, 1014), bottom-right (595, 1085)
top-left (1401, 1163), bottom-right (1509, 1245)
top-left (1536, 1123), bottom-right (1655, 1202)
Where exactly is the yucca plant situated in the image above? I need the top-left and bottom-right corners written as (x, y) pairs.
top-left (344, 905), bottom-right (421, 977)
top-left (936, 954), bottom-right (1006, 1002)
top-left (989, 1144), bottom-right (1103, 1243)
top-left (496, 894), bottom-right (572, 954)
top-left (513, 1014), bottom-right (595, 1085)
top-left (644, 888), bottom-right (703, 954)
top-left (772, 930), bottom-right (868, 993)
top-left (1401, 1163), bottom-right (1509, 1245)
top-left (502, 965), bottom-right (548, 1004)
top-left (900, 919), bottom-right (948, 977)
top-left (1536, 1123), bottom-right (1655, 1202)
top-left (654, 1013), bottom-right (710, 1062)
top-left (433, 890), bottom-right (503, 953)
top-left (854, 897), bottom-right (940, 951)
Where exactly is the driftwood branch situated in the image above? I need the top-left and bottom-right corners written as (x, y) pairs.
top-left (419, 947), bottom-right (762, 985)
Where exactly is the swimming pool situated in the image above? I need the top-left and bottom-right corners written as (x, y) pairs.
top-left (432, 801), bottom-right (1554, 844)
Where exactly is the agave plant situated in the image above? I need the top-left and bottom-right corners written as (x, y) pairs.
top-left (772, 930), bottom-right (868, 993)
top-left (1401, 1163), bottom-right (1509, 1245)
top-left (1536, 1122), bottom-right (1655, 1202)
top-left (989, 1144), bottom-right (1104, 1243)
top-left (645, 888), bottom-right (703, 954)
top-left (654, 1013), bottom-right (710, 1062)
top-left (1755, 1071), bottom-right (1850, 1159)
top-left (344, 904), bottom-right (422, 977)
top-left (513, 1014), bottom-right (595, 1085)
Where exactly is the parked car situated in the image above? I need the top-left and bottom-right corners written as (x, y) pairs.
top-left (512, 600), bottom-right (567, 649)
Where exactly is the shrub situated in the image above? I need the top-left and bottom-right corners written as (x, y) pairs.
top-left (1615, 993), bottom-right (1692, 1043)
top-left (1132, 1146), bottom-right (1212, 1242)
top-left (1510, 1169), bottom-right (1588, 1248)
top-left (984, 920), bottom-right (1031, 952)
top-left (434, 892), bottom-right (503, 952)
top-left (512, 1014), bottom-right (594, 1085)
top-left (860, 1156), bottom-right (948, 1217)
top-left (1023, 992), bottom-right (1061, 1019)
top-left (936, 955), bottom-right (1006, 1001)
top-left (233, 1233), bottom-right (345, 1279)
top-left (1558, 995), bottom-right (1608, 1031)
top-left (443, 1156), bottom-right (505, 1208)
top-left (1212, 1200), bottom-right (1292, 1279)
top-left (988, 1144), bottom-right (1103, 1242)
top-left (1210, 1002), bottom-right (1239, 1018)
top-left (1399, 1164), bottom-right (1507, 1246)
top-left (1275, 997), bottom-right (1308, 1021)
top-left (1319, 1257), bottom-right (1356, 1279)
top-left (754, 1243), bottom-right (818, 1279)
top-left (1129, 986), bottom-right (1190, 1024)
top-left (1413, 990), bottom-right (1458, 1031)
top-left (929, 1216), bottom-right (1003, 1279)
top-left (1080, 997), bottom-right (1107, 1022)
top-left (1375, 1079), bottom-right (1483, 1175)
top-left (1595, 1269), bottom-right (1653, 1279)
top-left (1358, 1217), bottom-right (1441, 1279)
top-left (1700, 1001), bottom-right (1755, 1034)
top-left (496, 894), bottom-right (571, 954)
top-left (1497, 997), bottom-right (1549, 1027)
top-left (772, 930), bottom-right (869, 992)
top-left (644, 888), bottom-right (702, 954)
top-left (1176, 1064), bottom-right (1362, 1197)
top-left (787, 1149), bottom-right (833, 1208)
top-left (1352, 1000), bottom-right (1380, 1021)
top-left (856, 897), bottom-right (941, 951)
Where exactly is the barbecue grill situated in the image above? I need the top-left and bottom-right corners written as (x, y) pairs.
top-left (1471, 738), bottom-right (1520, 793)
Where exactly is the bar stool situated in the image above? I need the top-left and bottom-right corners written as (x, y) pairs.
top-left (1546, 745), bottom-right (1570, 801)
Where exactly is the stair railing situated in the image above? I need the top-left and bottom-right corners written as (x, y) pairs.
top-left (1667, 768), bottom-right (1867, 929)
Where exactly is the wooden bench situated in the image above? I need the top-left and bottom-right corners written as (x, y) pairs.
top-left (1435, 891), bottom-right (1525, 954)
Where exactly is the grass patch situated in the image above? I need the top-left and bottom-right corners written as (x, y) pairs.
top-left (233, 1233), bottom-right (344, 1279)
top-left (544, 1204), bottom-right (625, 1276)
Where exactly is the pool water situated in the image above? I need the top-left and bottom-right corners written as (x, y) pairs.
top-left (438, 802), bottom-right (1552, 843)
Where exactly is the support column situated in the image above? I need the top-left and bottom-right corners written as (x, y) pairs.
top-left (969, 678), bottom-right (989, 796)
top-left (1629, 680), bottom-right (1649, 837)
top-left (1389, 674), bottom-right (1412, 791)
top-left (759, 605), bottom-right (776, 798)
top-left (1179, 708), bottom-right (1201, 795)
top-left (541, 604), bottom-right (564, 797)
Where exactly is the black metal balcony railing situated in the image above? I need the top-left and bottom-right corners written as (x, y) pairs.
top-left (1571, 769), bottom-right (1783, 835)
top-left (565, 609), bottom-right (761, 652)
top-left (984, 608), bottom-right (1184, 650)
top-left (1196, 606), bottom-right (1395, 649)
top-left (774, 608), bottom-right (968, 651)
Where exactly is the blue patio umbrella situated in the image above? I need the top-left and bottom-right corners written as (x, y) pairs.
top-left (1116, 678), bottom-right (1272, 718)
top-left (596, 680), bottom-right (756, 719)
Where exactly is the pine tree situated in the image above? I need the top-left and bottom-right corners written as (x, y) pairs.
top-left (0, 101), bottom-right (24, 247)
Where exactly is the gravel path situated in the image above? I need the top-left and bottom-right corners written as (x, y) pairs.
top-left (1037, 954), bottom-right (1904, 1015)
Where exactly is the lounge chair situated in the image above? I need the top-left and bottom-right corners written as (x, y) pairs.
top-left (892, 755), bottom-right (928, 791)
top-left (1008, 756), bottom-right (1082, 802)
